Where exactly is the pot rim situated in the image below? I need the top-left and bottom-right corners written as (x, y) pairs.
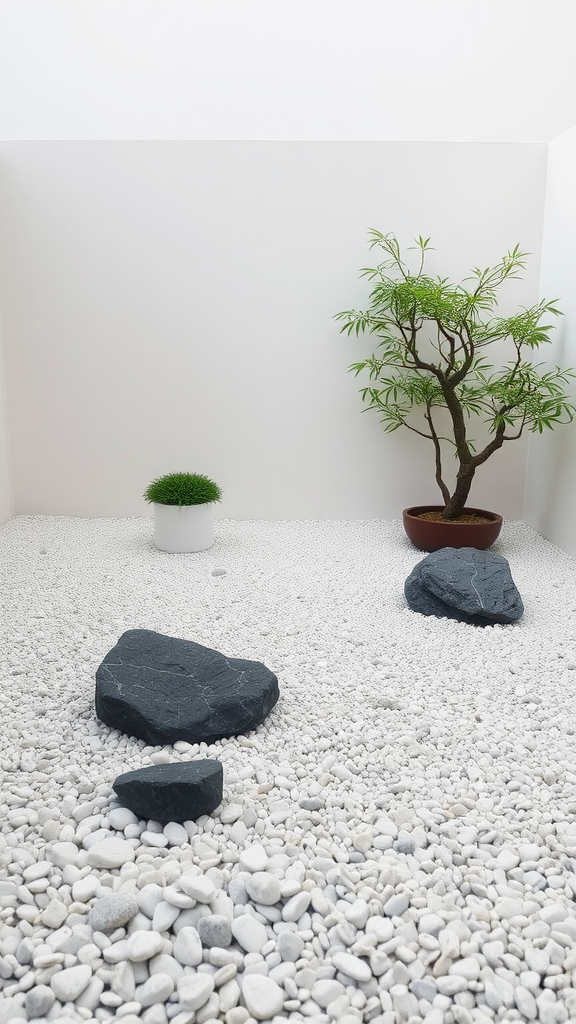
top-left (403, 504), bottom-right (503, 524)
top-left (153, 500), bottom-right (214, 507)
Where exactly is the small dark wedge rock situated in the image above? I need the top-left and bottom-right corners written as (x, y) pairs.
top-left (113, 760), bottom-right (223, 823)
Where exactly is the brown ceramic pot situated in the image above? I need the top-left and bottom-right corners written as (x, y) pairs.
top-left (402, 505), bottom-right (503, 552)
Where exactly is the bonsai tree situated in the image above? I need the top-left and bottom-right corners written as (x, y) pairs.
top-left (336, 231), bottom-right (576, 520)
top-left (144, 472), bottom-right (222, 506)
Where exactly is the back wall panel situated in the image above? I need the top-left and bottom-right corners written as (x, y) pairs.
top-left (0, 141), bottom-right (546, 519)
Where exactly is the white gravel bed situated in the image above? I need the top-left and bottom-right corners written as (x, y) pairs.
top-left (2, 515), bottom-right (576, 1024)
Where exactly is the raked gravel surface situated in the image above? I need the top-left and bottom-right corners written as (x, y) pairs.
top-left (2, 516), bottom-right (576, 1024)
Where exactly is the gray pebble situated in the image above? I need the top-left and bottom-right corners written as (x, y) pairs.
top-left (299, 798), bottom-right (324, 811)
top-left (277, 931), bottom-right (305, 962)
top-left (228, 875), bottom-right (250, 906)
top-left (394, 833), bottom-right (416, 855)
top-left (383, 893), bottom-right (410, 916)
top-left (410, 978), bottom-right (438, 1001)
top-left (16, 938), bottom-right (35, 965)
top-left (197, 915), bottom-right (232, 948)
top-left (26, 984), bottom-right (56, 1018)
top-left (88, 893), bottom-right (139, 933)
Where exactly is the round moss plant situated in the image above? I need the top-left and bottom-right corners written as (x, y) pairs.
top-left (144, 472), bottom-right (222, 507)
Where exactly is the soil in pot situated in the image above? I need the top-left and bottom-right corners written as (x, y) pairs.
top-left (417, 511), bottom-right (492, 524)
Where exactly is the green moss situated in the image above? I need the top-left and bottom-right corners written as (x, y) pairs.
top-left (143, 472), bottom-right (222, 506)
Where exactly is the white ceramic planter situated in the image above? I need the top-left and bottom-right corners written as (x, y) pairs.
top-left (153, 502), bottom-right (214, 553)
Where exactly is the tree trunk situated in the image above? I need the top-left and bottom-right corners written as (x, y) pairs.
top-left (439, 419), bottom-right (507, 520)
top-left (441, 466), bottom-right (476, 519)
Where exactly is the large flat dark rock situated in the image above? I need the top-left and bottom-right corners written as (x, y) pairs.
top-left (113, 760), bottom-right (223, 823)
top-left (405, 547), bottom-right (523, 626)
top-left (95, 629), bottom-right (279, 744)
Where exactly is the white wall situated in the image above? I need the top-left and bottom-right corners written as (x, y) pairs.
top-left (0, 316), bottom-right (12, 524)
top-left (524, 126), bottom-right (576, 553)
top-left (1, 1), bottom-right (576, 143)
top-left (0, 141), bottom-right (546, 519)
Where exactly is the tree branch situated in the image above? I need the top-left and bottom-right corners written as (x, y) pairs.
top-left (424, 403), bottom-right (450, 504)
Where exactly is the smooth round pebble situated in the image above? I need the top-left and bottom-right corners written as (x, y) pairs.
top-left (87, 838), bottom-right (136, 868)
top-left (244, 872), bottom-right (282, 905)
top-left (50, 964), bottom-right (93, 1001)
top-left (238, 844), bottom-right (268, 872)
top-left (178, 874), bottom-right (215, 902)
top-left (231, 914), bottom-right (269, 954)
top-left (241, 973), bottom-right (284, 1020)
top-left (197, 914), bottom-right (233, 948)
top-left (25, 984), bottom-right (56, 1017)
top-left (125, 930), bottom-right (164, 961)
top-left (88, 893), bottom-right (139, 932)
top-left (331, 952), bottom-right (372, 982)
top-left (277, 931), bottom-right (304, 962)
top-left (173, 926), bottom-right (203, 966)
top-left (138, 972), bottom-right (175, 1006)
top-left (177, 973), bottom-right (215, 1011)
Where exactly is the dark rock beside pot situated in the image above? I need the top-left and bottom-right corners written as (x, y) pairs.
top-left (405, 546), bottom-right (523, 625)
top-left (113, 760), bottom-right (223, 823)
top-left (95, 629), bottom-right (279, 745)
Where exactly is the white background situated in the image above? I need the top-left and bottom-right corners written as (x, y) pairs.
top-left (2, 1), bottom-right (576, 142)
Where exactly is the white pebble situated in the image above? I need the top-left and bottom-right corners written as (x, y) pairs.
top-left (72, 875), bottom-right (101, 903)
top-left (23, 860), bottom-right (52, 881)
top-left (125, 930), bottom-right (164, 961)
top-left (515, 986), bottom-right (538, 1018)
top-left (177, 973), bottom-right (215, 1011)
top-left (220, 803), bottom-right (244, 824)
top-left (49, 841), bottom-right (84, 868)
top-left (163, 822), bottom-right (189, 845)
top-left (178, 875), bottom-right (215, 903)
top-left (141, 830), bottom-right (169, 848)
top-left (366, 916), bottom-right (395, 942)
top-left (238, 845), bottom-right (268, 872)
top-left (108, 807), bottom-right (139, 830)
top-left (50, 964), bottom-right (92, 1002)
top-left (241, 974), bottom-right (284, 1019)
top-left (152, 900), bottom-right (181, 932)
top-left (281, 891), bottom-right (311, 922)
top-left (331, 952), bottom-right (372, 982)
top-left (383, 893), bottom-right (409, 916)
top-left (311, 978), bottom-right (346, 1007)
top-left (40, 898), bottom-right (68, 928)
top-left (87, 839), bottom-right (136, 868)
top-left (244, 872), bottom-right (282, 906)
top-left (173, 926), bottom-right (203, 966)
top-left (138, 972), bottom-right (175, 1006)
top-left (231, 915), bottom-right (269, 954)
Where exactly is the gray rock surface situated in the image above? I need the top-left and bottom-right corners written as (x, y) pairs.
top-left (405, 546), bottom-right (523, 625)
top-left (95, 629), bottom-right (279, 744)
top-left (25, 985), bottom-right (56, 1018)
top-left (87, 893), bottom-right (139, 933)
top-left (113, 760), bottom-right (224, 823)
top-left (197, 914), bottom-right (233, 948)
